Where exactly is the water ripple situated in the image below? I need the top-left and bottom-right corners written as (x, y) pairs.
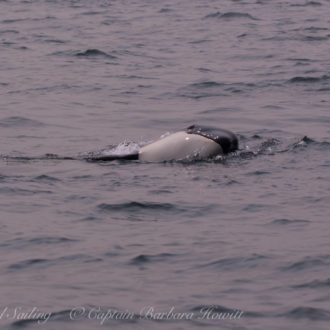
top-left (270, 218), bottom-right (310, 225)
top-left (293, 278), bottom-right (330, 289)
top-left (75, 49), bottom-right (118, 59)
top-left (198, 254), bottom-right (268, 271)
top-left (8, 254), bottom-right (103, 271)
top-left (97, 201), bottom-right (176, 215)
top-left (291, 1), bottom-right (322, 7)
top-left (0, 116), bottom-right (44, 128)
top-left (129, 253), bottom-right (176, 265)
top-left (204, 12), bottom-right (258, 20)
top-left (288, 75), bottom-right (330, 83)
top-left (281, 255), bottom-right (330, 272)
top-left (0, 236), bottom-right (78, 249)
top-left (278, 307), bottom-right (330, 321)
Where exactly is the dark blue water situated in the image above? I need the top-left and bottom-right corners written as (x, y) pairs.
top-left (1, 0), bottom-right (330, 329)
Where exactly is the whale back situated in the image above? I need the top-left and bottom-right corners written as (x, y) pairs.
top-left (186, 124), bottom-right (238, 154)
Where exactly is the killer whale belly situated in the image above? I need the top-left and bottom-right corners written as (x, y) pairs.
top-left (138, 131), bottom-right (223, 162)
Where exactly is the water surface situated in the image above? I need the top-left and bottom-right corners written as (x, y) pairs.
top-left (1, 0), bottom-right (330, 329)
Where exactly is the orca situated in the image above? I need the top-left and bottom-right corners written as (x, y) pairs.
top-left (89, 124), bottom-right (238, 162)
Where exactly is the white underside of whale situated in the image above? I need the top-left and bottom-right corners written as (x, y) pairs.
top-left (138, 131), bottom-right (223, 162)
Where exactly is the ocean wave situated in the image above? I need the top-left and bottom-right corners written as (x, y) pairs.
top-left (32, 174), bottom-right (61, 183)
top-left (270, 218), bottom-right (310, 225)
top-left (2, 18), bottom-right (27, 24)
top-left (304, 26), bottom-right (328, 32)
top-left (293, 278), bottom-right (330, 289)
top-left (278, 307), bottom-right (330, 321)
top-left (204, 11), bottom-right (258, 20)
top-left (8, 254), bottom-right (102, 272)
top-left (8, 83), bottom-right (76, 95)
top-left (159, 7), bottom-right (172, 13)
top-left (8, 258), bottom-right (49, 271)
top-left (189, 81), bottom-right (225, 88)
top-left (291, 1), bottom-right (322, 7)
top-left (0, 116), bottom-right (44, 128)
top-left (177, 80), bottom-right (258, 99)
top-left (0, 186), bottom-right (53, 196)
top-left (302, 35), bottom-right (329, 41)
top-left (97, 201), bottom-right (176, 212)
top-left (81, 10), bottom-right (107, 16)
top-left (129, 253), bottom-right (176, 265)
top-left (288, 75), bottom-right (330, 83)
top-left (198, 254), bottom-right (268, 271)
top-left (290, 136), bottom-right (330, 151)
top-left (0, 29), bottom-right (19, 35)
top-left (75, 49), bottom-right (118, 59)
top-left (280, 255), bottom-right (330, 272)
top-left (42, 38), bottom-right (67, 44)
top-left (0, 236), bottom-right (78, 249)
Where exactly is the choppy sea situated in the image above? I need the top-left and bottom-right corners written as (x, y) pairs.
top-left (1, 0), bottom-right (330, 329)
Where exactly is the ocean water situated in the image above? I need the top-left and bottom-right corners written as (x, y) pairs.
top-left (1, 0), bottom-right (330, 329)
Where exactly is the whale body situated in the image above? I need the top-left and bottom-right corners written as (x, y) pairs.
top-left (89, 124), bottom-right (238, 162)
top-left (139, 131), bottom-right (222, 162)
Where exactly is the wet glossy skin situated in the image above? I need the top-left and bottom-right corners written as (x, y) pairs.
top-left (139, 131), bottom-right (223, 162)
